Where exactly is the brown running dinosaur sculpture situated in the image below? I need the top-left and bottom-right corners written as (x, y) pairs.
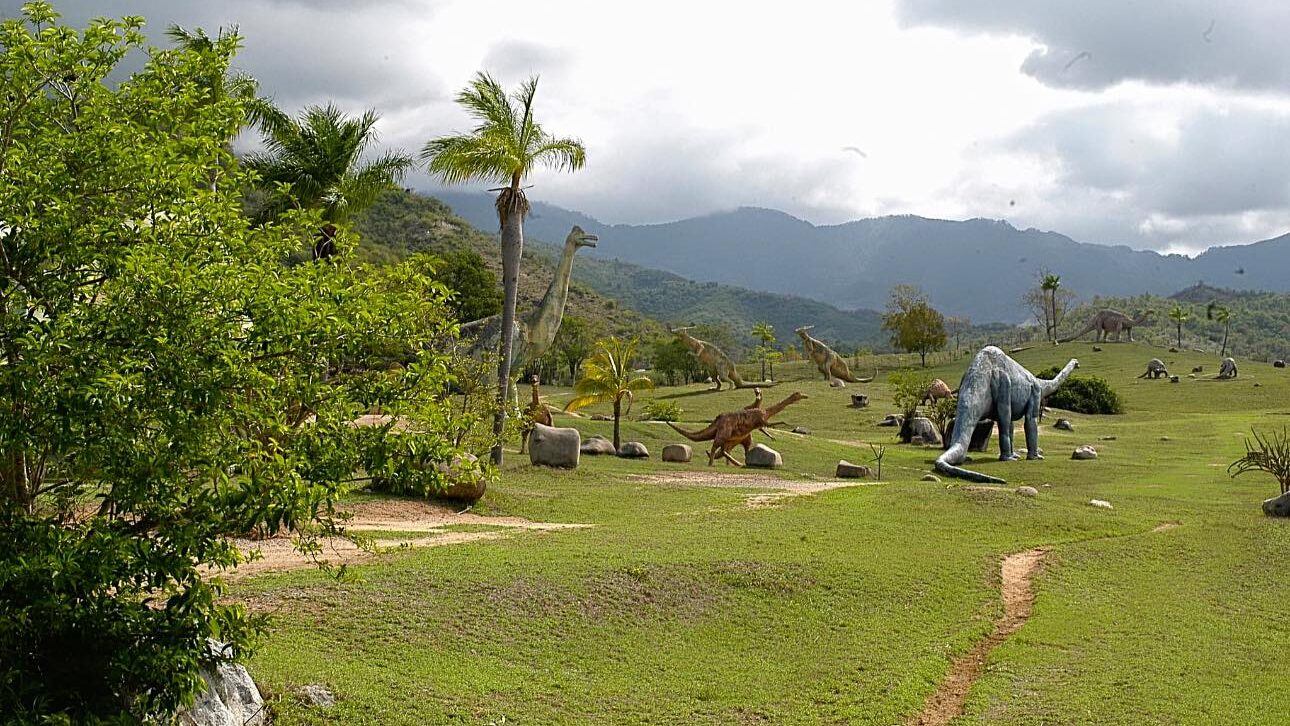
top-left (795, 326), bottom-right (875, 387)
top-left (519, 374), bottom-right (553, 453)
top-left (667, 392), bottom-right (808, 466)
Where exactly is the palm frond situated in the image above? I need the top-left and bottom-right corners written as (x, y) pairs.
top-left (564, 392), bottom-right (609, 412)
top-left (457, 72), bottom-right (517, 138)
top-left (532, 137), bottom-right (587, 174)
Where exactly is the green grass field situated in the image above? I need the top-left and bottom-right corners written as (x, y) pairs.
top-left (233, 342), bottom-right (1290, 724)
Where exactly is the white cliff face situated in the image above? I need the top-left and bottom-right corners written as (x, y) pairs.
top-left (177, 642), bottom-right (267, 726)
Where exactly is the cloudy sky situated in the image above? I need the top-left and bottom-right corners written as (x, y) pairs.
top-left (10, 0), bottom-right (1290, 254)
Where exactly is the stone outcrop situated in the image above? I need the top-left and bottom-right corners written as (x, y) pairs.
top-left (616, 441), bottom-right (649, 459)
top-left (662, 444), bottom-right (692, 463)
top-left (178, 643), bottom-right (266, 726)
top-left (836, 460), bottom-right (873, 478)
top-left (580, 435), bottom-right (616, 456)
top-left (1263, 492), bottom-right (1290, 517)
top-left (745, 443), bottom-right (782, 468)
top-left (1072, 445), bottom-right (1098, 460)
top-left (528, 423), bottom-right (580, 468)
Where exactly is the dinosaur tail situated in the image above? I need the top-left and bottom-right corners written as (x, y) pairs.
top-left (934, 444), bottom-right (1007, 484)
top-left (1058, 322), bottom-right (1095, 343)
top-left (735, 382), bottom-right (777, 389)
top-left (667, 421), bottom-right (716, 442)
top-left (853, 367), bottom-right (879, 384)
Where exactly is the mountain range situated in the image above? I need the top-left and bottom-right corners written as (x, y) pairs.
top-left (435, 191), bottom-right (1290, 324)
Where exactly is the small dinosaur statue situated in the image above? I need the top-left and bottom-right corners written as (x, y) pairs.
top-left (462, 226), bottom-right (598, 383)
top-left (1218, 357), bottom-right (1238, 379)
top-left (518, 374), bottom-right (553, 453)
top-left (934, 346), bottom-right (1079, 484)
top-left (667, 392), bottom-right (808, 466)
top-left (1137, 359), bottom-right (1169, 379)
top-left (1060, 309), bottom-right (1154, 343)
top-left (794, 326), bottom-right (875, 387)
top-left (671, 326), bottom-right (766, 390)
top-left (922, 378), bottom-right (955, 405)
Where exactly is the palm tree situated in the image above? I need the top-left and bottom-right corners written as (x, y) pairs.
top-left (565, 337), bottom-right (654, 452)
top-left (421, 72), bottom-right (586, 465)
top-left (1041, 274), bottom-right (1061, 343)
top-left (751, 321), bottom-right (776, 381)
top-left (1168, 304), bottom-right (1190, 349)
top-left (246, 103), bottom-right (414, 259)
top-left (1214, 305), bottom-right (1232, 357)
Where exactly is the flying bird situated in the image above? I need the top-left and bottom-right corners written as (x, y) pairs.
top-left (1203, 19), bottom-right (1215, 42)
top-left (1063, 51), bottom-right (1091, 71)
top-left (841, 146), bottom-right (869, 158)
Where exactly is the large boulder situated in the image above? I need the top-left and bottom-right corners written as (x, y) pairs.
top-left (1275, 360), bottom-right (1286, 369)
top-left (850, 393), bottom-right (869, 408)
top-left (662, 444), bottom-right (692, 463)
top-left (617, 441), bottom-right (650, 459)
top-left (968, 420), bottom-right (994, 452)
top-left (178, 642), bottom-right (266, 726)
top-left (1054, 418), bottom-right (1073, 431)
top-left (835, 460), bottom-right (872, 479)
top-left (579, 435), bottom-right (616, 456)
top-left (528, 423), bottom-right (580, 468)
top-left (434, 454), bottom-right (486, 502)
top-left (1263, 492), bottom-right (1290, 517)
top-left (877, 414), bottom-right (903, 427)
top-left (907, 417), bottom-right (939, 446)
top-left (745, 443), bottom-right (782, 469)
top-left (1072, 445), bottom-right (1098, 460)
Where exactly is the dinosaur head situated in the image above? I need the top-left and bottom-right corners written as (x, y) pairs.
top-left (566, 225), bottom-right (598, 249)
top-left (794, 325), bottom-right (815, 336)
top-left (787, 391), bottom-right (809, 404)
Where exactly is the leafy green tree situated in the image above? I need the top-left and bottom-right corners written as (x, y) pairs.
top-left (247, 103), bottom-right (414, 259)
top-left (0, 6), bottom-right (487, 720)
top-left (422, 72), bottom-right (586, 465)
top-left (751, 321), bottom-right (776, 380)
top-left (436, 248), bottom-right (502, 322)
top-left (565, 337), bottom-right (654, 451)
top-left (1168, 304), bottom-right (1191, 348)
top-left (652, 337), bottom-right (702, 385)
top-left (552, 315), bottom-right (599, 382)
top-left (881, 286), bottom-right (947, 367)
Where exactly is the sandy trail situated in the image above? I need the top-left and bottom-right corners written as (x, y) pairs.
top-left (220, 498), bottom-right (590, 580)
top-left (912, 548), bottom-right (1047, 726)
top-left (624, 471), bottom-right (881, 507)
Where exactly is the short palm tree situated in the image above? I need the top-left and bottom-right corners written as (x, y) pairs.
top-left (751, 321), bottom-right (775, 380)
top-left (1214, 305), bottom-right (1232, 357)
top-left (1041, 274), bottom-right (1061, 343)
top-left (421, 72), bottom-right (586, 465)
top-left (1168, 304), bottom-right (1190, 349)
top-left (246, 103), bottom-right (413, 258)
top-left (565, 337), bottom-right (654, 452)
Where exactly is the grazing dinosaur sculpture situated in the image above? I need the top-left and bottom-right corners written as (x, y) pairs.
top-left (518, 374), bottom-right (553, 454)
top-left (794, 326), bottom-right (875, 387)
top-left (461, 226), bottom-right (598, 384)
top-left (1060, 309), bottom-right (1154, 343)
top-left (1137, 359), bottom-right (1169, 379)
top-left (1218, 357), bottom-right (1238, 379)
top-left (671, 326), bottom-right (766, 390)
top-left (667, 392), bottom-right (808, 466)
top-left (934, 346), bottom-right (1079, 484)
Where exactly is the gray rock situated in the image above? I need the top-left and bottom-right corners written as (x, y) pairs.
top-left (1016, 486), bottom-right (1038, 497)
top-left (616, 441), bottom-right (649, 459)
top-left (1100, 435), bottom-right (1117, 441)
top-left (1170, 375), bottom-right (1180, 383)
top-left (434, 453), bottom-right (486, 502)
top-left (661, 443), bottom-right (691, 463)
top-left (528, 423), bottom-right (580, 468)
top-left (835, 460), bottom-right (872, 479)
top-left (877, 414), bottom-right (903, 427)
top-left (1275, 360), bottom-right (1286, 368)
top-left (1072, 445), bottom-right (1098, 460)
top-left (921, 474), bottom-right (941, 482)
top-left (579, 435), bottom-right (616, 456)
top-left (1054, 418), bottom-right (1073, 431)
top-left (296, 684), bottom-right (336, 708)
top-left (1263, 492), bottom-right (1290, 517)
top-left (792, 426), bottom-right (812, 435)
top-left (1089, 499), bottom-right (1114, 509)
top-left (908, 417), bottom-right (940, 446)
top-left (590, 414), bottom-right (613, 421)
top-left (1092, 346), bottom-right (1103, 352)
top-left (850, 394), bottom-right (869, 408)
top-left (178, 642), bottom-right (266, 726)
top-left (968, 420), bottom-right (994, 452)
top-left (745, 443), bottom-right (782, 469)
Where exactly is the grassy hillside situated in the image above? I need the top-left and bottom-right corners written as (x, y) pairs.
top-left (241, 341), bottom-right (1290, 724)
top-left (1060, 284), bottom-right (1290, 362)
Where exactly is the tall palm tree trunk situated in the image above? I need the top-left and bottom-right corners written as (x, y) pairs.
top-left (1221, 322), bottom-right (1229, 357)
top-left (612, 398), bottom-right (622, 452)
top-left (491, 195), bottom-right (525, 465)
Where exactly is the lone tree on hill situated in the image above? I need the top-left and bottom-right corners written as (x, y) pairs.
top-left (751, 321), bottom-right (776, 381)
top-left (882, 285), bottom-right (947, 367)
top-left (1168, 304), bottom-right (1190, 349)
top-left (422, 72), bottom-right (586, 466)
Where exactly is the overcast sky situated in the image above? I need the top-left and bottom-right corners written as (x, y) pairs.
top-left (10, 0), bottom-right (1290, 254)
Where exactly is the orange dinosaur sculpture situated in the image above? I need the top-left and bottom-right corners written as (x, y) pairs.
top-left (519, 374), bottom-right (553, 454)
top-left (667, 392), bottom-right (808, 466)
top-left (922, 378), bottom-right (955, 405)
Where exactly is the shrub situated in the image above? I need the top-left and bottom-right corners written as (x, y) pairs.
top-left (1228, 427), bottom-right (1290, 496)
top-left (640, 400), bottom-right (683, 422)
top-left (1036, 366), bottom-right (1125, 415)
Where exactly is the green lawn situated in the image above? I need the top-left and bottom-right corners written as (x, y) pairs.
top-left (234, 342), bottom-right (1290, 724)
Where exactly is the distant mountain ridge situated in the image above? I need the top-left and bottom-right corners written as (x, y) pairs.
top-left (435, 191), bottom-right (1290, 323)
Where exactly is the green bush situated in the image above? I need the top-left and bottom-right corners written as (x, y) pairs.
top-left (1036, 366), bottom-right (1125, 415)
top-left (640, 400), bottom-right (683, 422)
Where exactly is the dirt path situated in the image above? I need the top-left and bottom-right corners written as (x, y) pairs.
top-left (912, 548), bottom-right (1047, 726)
top-left (220, 498), bottom-right (590, 580)
top-left (624, 471), bottom-right (881, 507)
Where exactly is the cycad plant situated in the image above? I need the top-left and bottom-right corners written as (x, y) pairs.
top-left (421, 72), bottom-right (586, 465)
top-left (565, 337), bottom-right (654, 451)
